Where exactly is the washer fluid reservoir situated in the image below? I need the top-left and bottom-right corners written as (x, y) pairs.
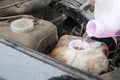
top-left (50, 35), bottom-right (109, 75)
top-left (0, 18), bottom-right (58, 53)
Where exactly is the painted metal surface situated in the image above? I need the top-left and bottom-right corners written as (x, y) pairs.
top-left (0, 43), bottom-right (69, 80)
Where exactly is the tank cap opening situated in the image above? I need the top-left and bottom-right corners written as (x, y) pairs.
top-left (68, 40), bottom-right (90, 51)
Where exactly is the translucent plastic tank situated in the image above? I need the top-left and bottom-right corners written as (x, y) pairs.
top-left (51, 35), bottom-right (109, 75)
top-left (0, 18), bottom-right (58, 53)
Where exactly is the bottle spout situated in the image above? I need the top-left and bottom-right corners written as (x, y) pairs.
top-left (86, 20), bottom-right (105, 38)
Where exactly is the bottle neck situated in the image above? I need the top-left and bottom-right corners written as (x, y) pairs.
top-left (86, 20), bottom-right (105, 38)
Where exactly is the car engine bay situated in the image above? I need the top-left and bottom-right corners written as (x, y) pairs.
top-left (0, 0), bottom-right (120, 80)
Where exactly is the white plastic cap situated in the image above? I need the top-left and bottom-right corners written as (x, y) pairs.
top-left (86, 20), bottom-right (105, 37)
top-left (10, 18), bottom-right (34, 34)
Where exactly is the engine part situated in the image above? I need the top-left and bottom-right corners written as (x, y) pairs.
top-left (0, 15), bottom-right (58, 53)
top-left (110, 37), bottom-right (120, 67)
top-left (55, 0), bottom-right (94, 23)
top-left (0, 0), bottom-right (52, 16)
top-left (50, 35), bottom-right (109, 75)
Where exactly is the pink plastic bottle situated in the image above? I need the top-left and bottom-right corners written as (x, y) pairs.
top-left (86, 0), bottom-right (120, 38)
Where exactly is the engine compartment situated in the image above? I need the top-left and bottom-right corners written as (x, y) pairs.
top-left (0, 0), bottom-right (120, 79)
